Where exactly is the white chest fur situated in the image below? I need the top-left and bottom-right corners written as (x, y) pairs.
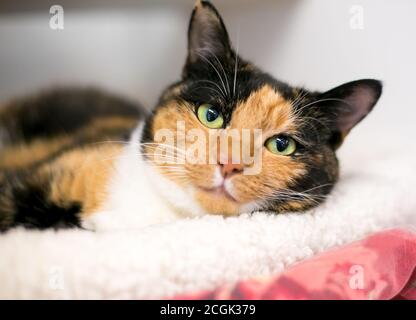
top-left (82, 125), bottom-right (205, 231)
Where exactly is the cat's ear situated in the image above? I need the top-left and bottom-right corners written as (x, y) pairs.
top-left (185, 1), bottom-right (232, 67)
top-left (318, 79), bottom-right (382, 147)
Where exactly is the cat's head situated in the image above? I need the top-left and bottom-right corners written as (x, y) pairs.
top-left (142, 0), bottom-right (382, 216)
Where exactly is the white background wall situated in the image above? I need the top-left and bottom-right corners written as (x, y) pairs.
top-left (0, 0), bottom-right (414, 153)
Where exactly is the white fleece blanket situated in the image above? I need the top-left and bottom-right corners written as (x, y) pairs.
top-left (1, 141), bottom-right (415, 299)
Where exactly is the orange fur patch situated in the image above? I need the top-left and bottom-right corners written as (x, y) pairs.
top-left (148, 84), bottom-right (307, 215)
top-left (0, 136), bottom-right (73, 170)
top-left (0, 116), bottom-right (138, 170)
top-left (43, 144), bottom-right (123, 216)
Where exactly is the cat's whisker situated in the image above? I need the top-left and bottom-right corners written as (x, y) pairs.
top-left (141, 148), bottom-right (186, 157)
top-left (233, 27), bottom-right (240, 98)
top-left (73, 141), bottom-right (135, 154)
top-left (267, 192), bottom-right (322, 205)
top-left (300, 183), bottom-right (334, 193)
top-left (291, 89), bottom-right (308, 110)
top-left (154, 168), bottom-right (187, 173)
top-left (141, 157), bottom-right (186, 165)
top-left (297, 116), bottom-right (330, 130)
top-left (141, 155), bottom-right (187, 165)
top-left (140, 152), bottom-right (186, 163)
top-left (204, 49), bottom-right (231, 98)
top-left (140, 143), bottom-right (187, 155)
top-left (296, 98), bottom-right (352, 116)
top-left (192, 86), bottom-right (224, 100)
top-left (153, 170), bottom-right (188, 176)
top-left (192, 79), bottom-right (227, 99)
top-left (88, 140), bottom-right (132, 146)
top-left (144, 155), bottom-right (187, 163)
top-left (98, 154), bottom-right (135, 162)
top-left (97, 150), bottom-right (185, 164)
top-left (257, 181), bottom-right (333, 205)
top-left (195, 50), bottom-right (229, 99)
top-left (140, 152), bottom-right (185, 160)
top-left (276, 190), bottom-right (329, 203)
top-left (293, 118), bottom-right (324, 144)
top-left (156, 169), bottom-right (190, 178)
top-left (140, 149), bottom-right (187, 160)
top-left (272, 185), bottom-right (331, 197)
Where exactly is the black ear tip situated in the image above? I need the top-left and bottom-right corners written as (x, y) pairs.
top-left (194, 1), bottom-right (214, 10)
top-left (195, 0), bottom-right (222, 17)
top-left (199, 1), bottom-right (215, 8)
top-left (357, 79), bottom-right (383, 98)
top-left (372, 79), bottom-right (383, 97)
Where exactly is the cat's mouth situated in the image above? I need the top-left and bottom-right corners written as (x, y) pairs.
top-left (193, 180), bottom-right (244, 216)
top-left (197, 184), bottom-right (238, 203)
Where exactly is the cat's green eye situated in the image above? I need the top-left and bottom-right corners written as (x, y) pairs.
top-left (265, 135), bottom-right (297, 156)
top-left (197, 104), bottom-right (224, 129)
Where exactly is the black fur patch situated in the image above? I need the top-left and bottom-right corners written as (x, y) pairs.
top-left (0, 88), bottom-right (145, 146)
top-left (0, 175), bottom-right (82, 232)
top-left (12, 187), bottom-right (82, 230)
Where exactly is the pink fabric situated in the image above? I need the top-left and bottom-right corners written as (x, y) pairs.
top-left (176, 229), bottom-right (416, 300)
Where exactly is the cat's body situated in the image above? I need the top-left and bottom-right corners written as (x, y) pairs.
top-left (0, 1), bottom-right (382, 232)
top-left (0, 87), bottom-right (211, 231)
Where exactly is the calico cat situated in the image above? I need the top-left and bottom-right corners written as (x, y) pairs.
top-left (0, 1), bottom-right (382, 231)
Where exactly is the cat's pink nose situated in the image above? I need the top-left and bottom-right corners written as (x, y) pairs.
top-left (220, 162), bottom-right (244, 178)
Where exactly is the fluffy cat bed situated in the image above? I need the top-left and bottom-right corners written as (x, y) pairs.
top-left (1, 142), bottom-right (415, 299)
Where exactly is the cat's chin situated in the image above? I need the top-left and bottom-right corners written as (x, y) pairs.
top-left (193, 186), bottom-right (242, 216)
top-left (145, 160), bottom-right (258, 217)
